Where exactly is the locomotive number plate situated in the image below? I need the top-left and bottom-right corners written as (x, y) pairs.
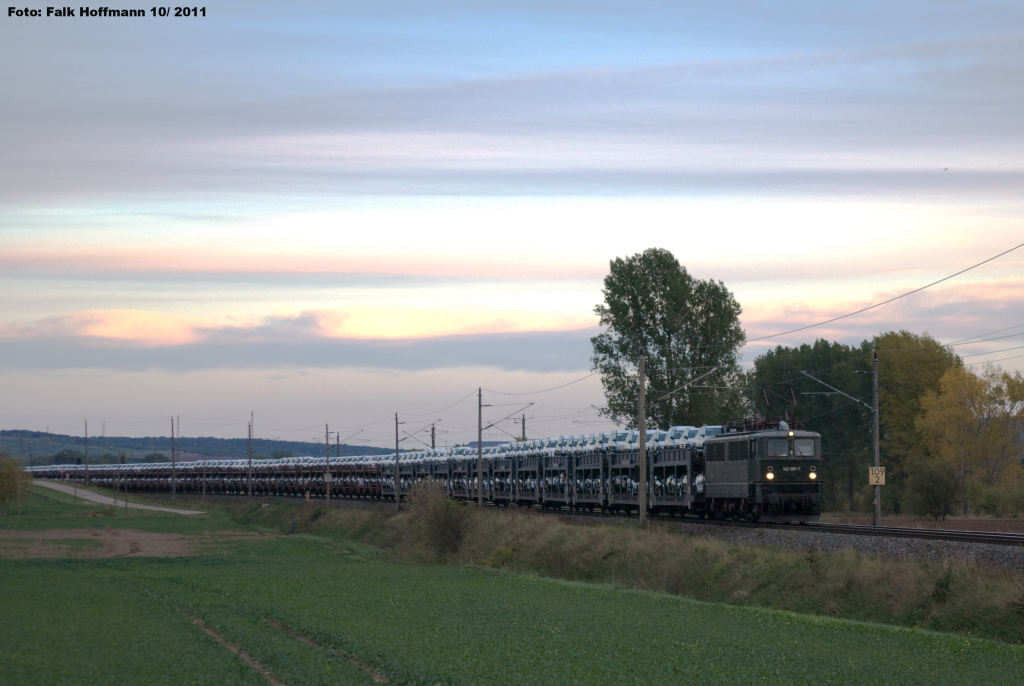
top-left (869, 467), bottom-right (885, 486)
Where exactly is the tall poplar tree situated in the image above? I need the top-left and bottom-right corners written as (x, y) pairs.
top-left (590, 248), bottom-right (746, 428)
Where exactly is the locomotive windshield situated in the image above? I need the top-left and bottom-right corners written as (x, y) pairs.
top-left (794, 439), bottom-right (815, 456)
top-left (767, 437), bottom-right (815, 457)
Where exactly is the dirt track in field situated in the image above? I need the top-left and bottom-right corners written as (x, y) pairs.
top-left (0, 528), bottom-right (271, 559)
top-left (33, 480), bottom-right (205, 514)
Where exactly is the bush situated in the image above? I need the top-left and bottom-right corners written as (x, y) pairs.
top-left (0, 455), bottom-right (31, 514)
top-left (906, 461), bottom-right (963, 520)
top-left (969, 482), bottom-right (1024, 518)
top-left (405, 481), bottom-right (472, 559)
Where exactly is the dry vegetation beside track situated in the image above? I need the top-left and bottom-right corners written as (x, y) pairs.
top-left (230, 483), bottom-right (1024, 644)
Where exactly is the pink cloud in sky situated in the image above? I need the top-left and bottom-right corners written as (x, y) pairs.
top-left (0, 310), bottom-right (203, 347)
top-left (0, 243), bottom-right (609, 280)
top-left (0, 307), bottom-right (600, 347)
top-left (740, 277), bottom-right (1024, 350)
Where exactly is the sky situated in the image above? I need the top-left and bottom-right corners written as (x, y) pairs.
top-left (1, 1), bottom-right (1023, 449)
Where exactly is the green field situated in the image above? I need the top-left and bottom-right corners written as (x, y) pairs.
top-left (1, 486), bottom-right (239, 534)
top-left (2, 488), bottom-right (1024, 685)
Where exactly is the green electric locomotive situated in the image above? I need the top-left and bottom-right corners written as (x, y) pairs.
top-left (703, 422), bottom-right (822, 522)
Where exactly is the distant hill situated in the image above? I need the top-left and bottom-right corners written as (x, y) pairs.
top-left (0, 429), bottom-right (393, 465)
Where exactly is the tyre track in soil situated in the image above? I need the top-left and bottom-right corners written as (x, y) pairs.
top-left (183, 611), bottom-right (392, 685)
top-left (183, 614), bottom-right (289, 686)
top-left (265, 619), bottom-right (391, 683)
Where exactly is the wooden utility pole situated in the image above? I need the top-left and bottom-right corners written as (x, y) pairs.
top-left (394, 413), bottom-right (400, 511)
top-left (247, 418), bottom-right (253, 500)
top-left (872, 351), bottom-right (881, 527)
top-left (116, 452), bottom-right (123, 510)
top-left (431, 424), bottom-right (435, 450)
top-left (325, 424), bottom-right (331, 508)
top-left (170, 417), bottom-right (176, 498)
top-left (638, 357), bottom-right (647, 523)
top-left (477, 388), bottom-right (484, 506)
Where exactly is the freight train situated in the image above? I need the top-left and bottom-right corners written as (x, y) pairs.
top-left (27, 421), bottom-right (822, 522)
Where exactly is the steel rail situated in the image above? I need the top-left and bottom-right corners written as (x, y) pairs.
top-left (538, 506), bottom-right (1024, 547)
top-left (685, 518), bottom-right (1024, 547)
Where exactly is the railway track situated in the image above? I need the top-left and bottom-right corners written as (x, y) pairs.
top-left (541, 506), bottom-right (1024, 547)
top-left (695, 519), bottom-right (1024, 547)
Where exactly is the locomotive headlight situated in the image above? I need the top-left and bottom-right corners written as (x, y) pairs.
top-left (766, 472), bottom-right (775, 480)
top-left (809, 472), bottom-right (817, 480)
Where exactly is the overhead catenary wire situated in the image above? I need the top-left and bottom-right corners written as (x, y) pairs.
top-left (483, 371), bottom-right (598, 396)
top-left (402, 389), bottom-right (478, 417)
top-left (965, 352), bottom-right (1024, 367)
top-left (481, 403), bottom-right (534, 433)
top-left (650, 367), bottom-right (720, 404)
top-left (740, 239), bottom-right (1024, 344)
top-left (946, 322), bottom-right (1024, 346)
top-left (961, 343), bottom-right (1024, 358)
top-left (951, 331), bottom-right (1024, 346)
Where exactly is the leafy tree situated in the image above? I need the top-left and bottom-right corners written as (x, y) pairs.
top-left (272, 450), bottom-right (294, 459)
top-left (905, 460), bottom-right (963, 520)
top-left (916, 365), bottom-right (1024, 514)
top-left (875, 331), bottom-right (961, 502)
top-left (142, 452), bottom-right (169, 463)
top-left (591, 248), bottom-right (746, 428)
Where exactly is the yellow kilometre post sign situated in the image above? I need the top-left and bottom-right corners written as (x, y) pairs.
top-left (869, 466), bottom-right (886, 486)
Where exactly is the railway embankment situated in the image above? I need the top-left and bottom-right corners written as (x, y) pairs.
top-left (677, 522), bottom-right (1024, 575)
top-left (222, 483), bottom-right (1024, 645)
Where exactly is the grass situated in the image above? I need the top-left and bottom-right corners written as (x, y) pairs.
top-left (5, 486), bottom-right (1024, 684)
top-left (232, 486), bottom-right (1024, 645)
top-left (0, 561), bottom-right (269, 686)
top-left (0, 486), bottom-right (240, 534)
top-left (4, 531), bottom-right (1024, 685)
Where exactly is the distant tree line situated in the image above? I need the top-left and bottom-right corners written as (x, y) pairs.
top-left (0, 431), bottom-right (391, 466)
